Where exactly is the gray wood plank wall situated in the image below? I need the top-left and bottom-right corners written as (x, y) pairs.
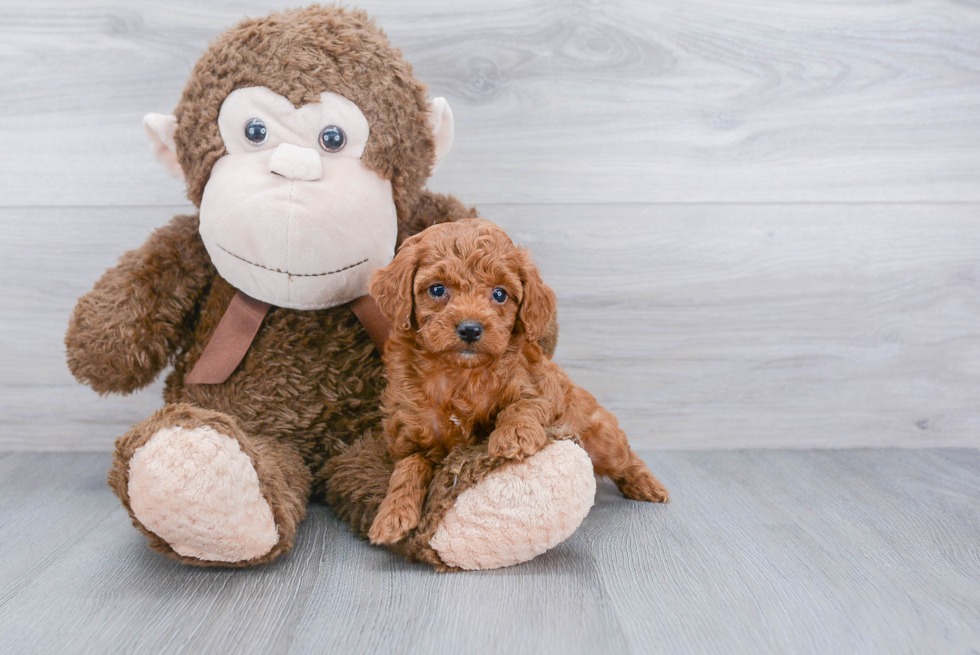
top-left (2, 0), bottom-right (979, 450)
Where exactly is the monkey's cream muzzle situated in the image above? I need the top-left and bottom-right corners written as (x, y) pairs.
top-left (196, 87), bottom-right (398, 310)
top-left (200, 149), bottom-right (396, 311)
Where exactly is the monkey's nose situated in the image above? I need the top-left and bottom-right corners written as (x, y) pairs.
top-left (456, 321), bottom-right (483, 343)
top-left (269, 143), bottom-right (323, 181)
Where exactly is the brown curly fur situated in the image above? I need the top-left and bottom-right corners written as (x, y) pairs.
top-left (65, 6), bottom-right (506, 567)
top-left (366, 219), bottom-right (668, 545)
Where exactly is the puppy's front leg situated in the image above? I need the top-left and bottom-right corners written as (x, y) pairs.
top-left (369, 453), bottom-right (434, 545)
top-left (489, 400), bottom-right (552, 460)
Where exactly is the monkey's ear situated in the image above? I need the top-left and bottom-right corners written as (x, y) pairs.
top-left (515, 249), bottom-right (557, 343)
top-left (370, 236), bottom-right (424, 331)
top-left (143, 113), bottom-right (185, 181)
top-left (427, 98), bottom-right (454, 174)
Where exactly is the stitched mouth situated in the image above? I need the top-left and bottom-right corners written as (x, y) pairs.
top-left (217, 244), bottom-right (368, 277)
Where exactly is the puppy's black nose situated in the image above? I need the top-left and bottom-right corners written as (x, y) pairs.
top-left (456, 321), bottom-right (483, 343)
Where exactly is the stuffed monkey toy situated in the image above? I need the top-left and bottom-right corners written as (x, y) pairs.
top-left (65, 5), bottom-right (596, 570)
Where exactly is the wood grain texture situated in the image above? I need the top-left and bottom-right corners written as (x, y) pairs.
top-left (0, 449), bottom-right (977, 654)
top-left (4, 204), bottom-right (978, 450)
top-left (490, 203), bottom-right (980, 450)
top-left (1, 0), bottom-right (979, 205)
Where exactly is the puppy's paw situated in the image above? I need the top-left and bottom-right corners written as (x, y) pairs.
top-left (616, 471), bottom-right (670, 503)
top-left (368, 497), bottom-right (420, 545)
top-left (489, 422), bottom-right (549, 460)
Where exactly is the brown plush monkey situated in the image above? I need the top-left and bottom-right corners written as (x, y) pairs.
top-left (65, 6), bottom-right (596, 570)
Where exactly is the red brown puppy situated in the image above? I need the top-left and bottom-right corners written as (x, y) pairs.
top-left (368, 218), bottom-right (668, 545)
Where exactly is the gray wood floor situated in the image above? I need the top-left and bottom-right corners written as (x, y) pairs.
top-left (1, 449), bottom-right (978, 655)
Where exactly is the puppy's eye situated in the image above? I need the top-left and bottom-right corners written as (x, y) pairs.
top-left (492, 288), bottom-right (508, 303)
top-left (429, 284), bottom-right (447, 299)
top-left (244, 118), bottom-right (268, 145)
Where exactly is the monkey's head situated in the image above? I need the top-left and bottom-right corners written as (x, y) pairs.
top-left (143, 6), bottom-right (454, 310)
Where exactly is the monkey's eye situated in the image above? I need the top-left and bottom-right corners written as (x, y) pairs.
top-left (492, 288), bottom-right (508, 303)
top-left (318, 125), bottom-right (346, 153)
top-left (428, 284), bottom-right (446, 299)
top-left (244, 118), bottom-right (268, 145)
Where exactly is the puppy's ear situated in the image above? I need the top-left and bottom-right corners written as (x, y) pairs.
top-left (370, 236), bottom-right (424, 331)
top-left (515, 248), bottom-right (557, 343)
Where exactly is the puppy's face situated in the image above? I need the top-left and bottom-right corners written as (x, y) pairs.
top-left (371, 219), bottom-right (556, 368)
top-left (412, 241), bottom-right (522, 366)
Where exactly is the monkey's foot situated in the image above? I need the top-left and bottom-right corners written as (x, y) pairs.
top-left (429, 439), bottom-right (596, 570)
top-left (127, 425), bottom-right (279, 563)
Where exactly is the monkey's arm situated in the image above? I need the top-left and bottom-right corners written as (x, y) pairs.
top-left (65, 213), bottom-right (213, 395)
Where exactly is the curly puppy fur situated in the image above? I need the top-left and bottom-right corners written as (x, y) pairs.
top-left (367, 219), bottom-right (668, 545)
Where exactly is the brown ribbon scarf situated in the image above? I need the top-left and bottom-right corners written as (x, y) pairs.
top-left (185, 291), bottom-right (391, 385)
